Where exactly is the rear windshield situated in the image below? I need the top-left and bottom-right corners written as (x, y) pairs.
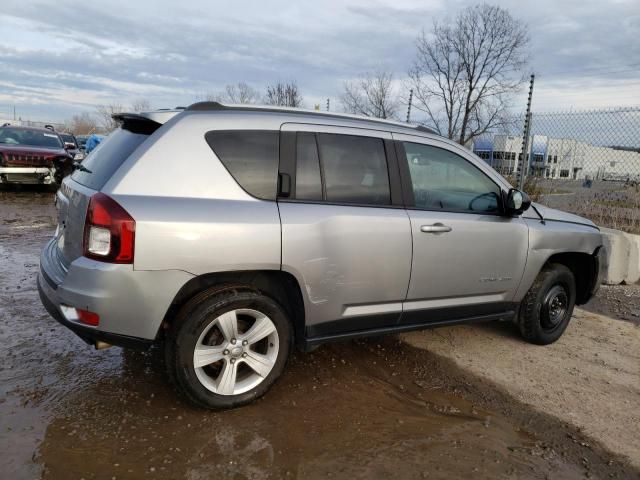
top-left (71, 128), bottom-right (149, 190)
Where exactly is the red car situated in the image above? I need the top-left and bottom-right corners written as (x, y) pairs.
top-left (0, 125), bottom-right (74, 185)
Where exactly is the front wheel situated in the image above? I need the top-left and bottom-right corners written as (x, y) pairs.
top-left (518, 264), bottom-right (576, 345)
top-left (165, 286), bottom-right (292, 409)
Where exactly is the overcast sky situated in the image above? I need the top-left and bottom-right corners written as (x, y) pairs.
top-left (1, 0), bottom-right (638, 123)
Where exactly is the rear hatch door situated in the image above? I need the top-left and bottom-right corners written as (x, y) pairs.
top-left (55, 118), bottom-right (162, 268)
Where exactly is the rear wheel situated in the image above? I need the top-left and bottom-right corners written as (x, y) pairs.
top-left (165, 286), bottom-right (292, 409)
top-left (518, 264), bottom-right (576, 345)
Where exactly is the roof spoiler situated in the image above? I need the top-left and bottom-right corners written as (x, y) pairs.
top-left (111, 113), bottom-right (164, 135)
top-left (111, 109), bottom-right (180, 126)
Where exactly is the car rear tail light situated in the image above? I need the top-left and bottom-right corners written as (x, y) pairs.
top-left (77, 308), bottom-right (100, 326)
top-left (83, 193), bottom-right (135, 263)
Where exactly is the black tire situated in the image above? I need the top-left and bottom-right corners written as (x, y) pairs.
top-left (518, 264), bottom-right (576, 345)
top-left (165, 285), bottom-right (292, 409)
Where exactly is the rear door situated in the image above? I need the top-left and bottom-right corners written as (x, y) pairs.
top-left (393, 133), bottom-right (529, 325)
top-left (278, 124), bottom-right (412, 340)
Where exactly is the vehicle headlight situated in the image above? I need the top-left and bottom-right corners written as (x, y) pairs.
top-left (74, 152), bottom-right (84, 161)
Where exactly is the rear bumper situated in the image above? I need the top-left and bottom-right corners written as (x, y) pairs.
top-left (38, 238), bottom-right (194, 347)
top-left (37, 273), bottom-right (151, 349)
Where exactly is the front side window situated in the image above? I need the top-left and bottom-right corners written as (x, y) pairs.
top-left (316, 133), bottom-right (390, 205)
top-left (206, 131), bottom-right (279, 200)
top-left (402, 142), bottom-right (501, 214)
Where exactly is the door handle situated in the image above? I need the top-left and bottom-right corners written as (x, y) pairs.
top-left (420, 223), bottom-right (452, 233)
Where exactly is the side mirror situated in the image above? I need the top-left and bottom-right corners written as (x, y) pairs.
top-left (64, 142), bottom-right (76, 150)
top-left (505, 188), bottom-right (531, 216)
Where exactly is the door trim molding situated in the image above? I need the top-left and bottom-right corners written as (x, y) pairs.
top-left (305, 307), bottom-right (516, 348)
top-left (304, 301), bottom-right (518, 348)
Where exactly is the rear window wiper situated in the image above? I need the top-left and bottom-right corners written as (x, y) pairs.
top-left (73, 161), bottom-right (92, 174)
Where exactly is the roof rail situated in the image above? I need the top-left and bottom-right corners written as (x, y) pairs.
top-left (186, 101), bottom-right (438, 135)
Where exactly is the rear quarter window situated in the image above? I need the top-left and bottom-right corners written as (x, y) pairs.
top-left (205, 130), bottom-right (279, 200)
top-left (71, 129), bottom-right (149, 190)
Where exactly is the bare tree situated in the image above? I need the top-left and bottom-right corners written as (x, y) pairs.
top-left (341, 71), bottom-right (399, 119)
top-left (95, 103), bottom-right (124, 132)
top-left (197, 92), bottom-right (223, 102)
top-left (197, 83), bottom-right (260, 104)
top-left (223, 82), bottom-right (260, 104)
top-left (64, 112), bottom-right (98, 135)
top-left (130, 98), bottom-right (152, 112)
top-left (264, 82), bottom-right (303, 107)
top-left (408, 4), bottom-right (529, 145)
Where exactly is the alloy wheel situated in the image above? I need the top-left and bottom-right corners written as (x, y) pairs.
top-left (193, 308), bottom-right (279, 395)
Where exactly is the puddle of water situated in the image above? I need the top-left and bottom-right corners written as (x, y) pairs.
top-left (30, 343), bottom-right (586, 480)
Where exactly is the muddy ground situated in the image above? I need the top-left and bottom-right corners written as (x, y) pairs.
top-left (1, 187), bottom-right (639, 480)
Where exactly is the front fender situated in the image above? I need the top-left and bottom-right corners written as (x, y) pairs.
top-left (513, 218), bottom-right (602, 302)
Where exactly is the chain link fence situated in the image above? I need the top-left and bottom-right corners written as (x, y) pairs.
top-left (473, 107), bottom-right (640, 182)
top-left (472, 107), bottom-right (640, 233)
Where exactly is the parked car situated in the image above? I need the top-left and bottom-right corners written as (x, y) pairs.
top-left (59, 133), bottom-right (84, 162)
top-left (38, 103), bottom-right (604, 409)
top-left (75, 135), bottom-right (89, 152)
top-left (0, 125), bottom-right (74, 185)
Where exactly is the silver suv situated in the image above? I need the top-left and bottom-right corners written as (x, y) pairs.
top-left (38, 103), bottom-right (604, 409)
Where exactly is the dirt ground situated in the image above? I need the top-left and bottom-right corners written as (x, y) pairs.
top-left (1, 187), bottom-right (639, 480)
top-left (402, 309), bottom-right (640, 470)
top-left (584, 284), bottom-right (640, 326)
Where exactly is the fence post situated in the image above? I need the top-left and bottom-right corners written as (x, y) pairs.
top-left (518, 74), bottom-right (535, 190)
top-left (406, 89), bottom-right (413, 123)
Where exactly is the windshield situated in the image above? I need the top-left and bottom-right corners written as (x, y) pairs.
top-left (0, 127), bottom-right (63, 148)
top-left (60, 134), bottom-right (76, 146)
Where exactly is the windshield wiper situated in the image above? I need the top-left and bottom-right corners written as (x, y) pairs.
top-left (73, 161), bottom-right (92, 174)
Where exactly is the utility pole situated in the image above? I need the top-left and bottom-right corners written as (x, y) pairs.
top-left (406, 89), bottom-right (413, 123)
top-left (13, 105), bottom-right (16, 121)
top-left (518, 74), bottom-right (535, 190)
top-left (326, 98), bottom-right (330, 111)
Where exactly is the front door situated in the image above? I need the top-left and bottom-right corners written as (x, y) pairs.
top-left (393, 133), bottom-right (529, 325)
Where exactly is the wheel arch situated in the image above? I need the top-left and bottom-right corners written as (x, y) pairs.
top-left (543, 250), bottom-right (599, 305)
top-left (160, 270), bottom-right (306, 346)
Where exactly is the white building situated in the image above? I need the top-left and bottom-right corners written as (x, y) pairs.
top-left (473, 135), bottom-right (640, 180)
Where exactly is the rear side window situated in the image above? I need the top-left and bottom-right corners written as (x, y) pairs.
top-left (316, 133), bottom-right (390, 205)
top-left (206, 131), bottom-right (279, 200)
top-left (295, 132), bottom-right (323, 201)
top-left (71, 129), bottom-right (149, 190)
